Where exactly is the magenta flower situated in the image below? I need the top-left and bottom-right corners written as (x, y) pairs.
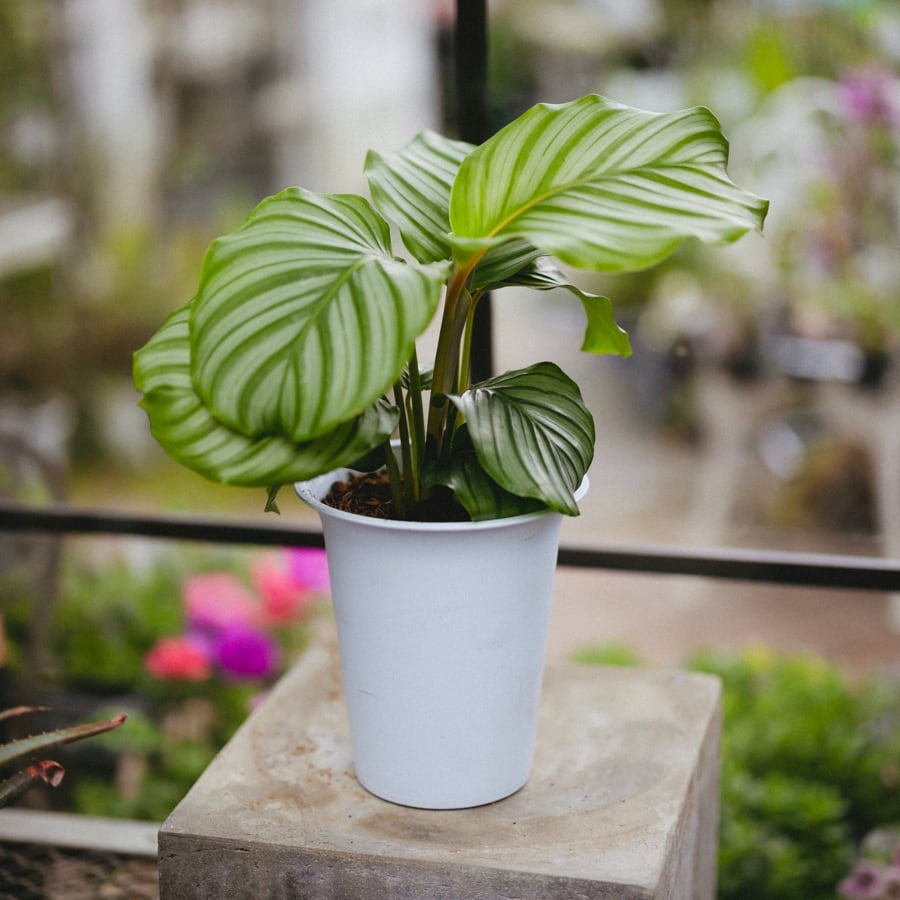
top-left (287, 547), bottom-right (331, 594)
top-left (145, 635), bottom-right (212, 681)
top-left (839, 68), bottom-right (899, 126)
top-left (840, 860), bottom-right (888, 899)
top-left (214, 625), bottom-right (280, 680)
top-left (184, 572), bottom-right (260, 633)
top-left (251, 552), bottom-right (313, 625)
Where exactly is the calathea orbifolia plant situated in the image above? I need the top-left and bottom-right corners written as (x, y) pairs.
top-left (134, 94), bottom-right (767, 521)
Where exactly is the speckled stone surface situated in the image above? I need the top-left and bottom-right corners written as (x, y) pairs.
top-left (159, 630), bottom-right (721, 899)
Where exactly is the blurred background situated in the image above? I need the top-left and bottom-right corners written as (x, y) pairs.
top-left (1, 0), bottom-right (900, 832)
top-left (1, 0), bottom-right (897, 547)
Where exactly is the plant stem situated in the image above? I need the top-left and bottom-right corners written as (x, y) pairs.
top-left (459, 290), bottom-right (483, 394)
top-left (446, 290), bottom-right (484, 442)
top-left (382, 438), bottom-right (406, 519)
top-left (392, 381), bottom-right (417, 506)
top-left (406, 347), bottom-right (426, 480)
top-left (426, 264), bottom-right (477, 459)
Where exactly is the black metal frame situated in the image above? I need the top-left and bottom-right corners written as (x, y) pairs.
top-left (1, 502), bottom-right (897, 592)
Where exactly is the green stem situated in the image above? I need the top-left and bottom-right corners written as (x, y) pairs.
top-left (426, 265), bottom-right (477, 459)
top-left (449, 290), bottom-right (482, 443)
top-left (458, 290), bottom-right (483, 394)
top-left (392, 381), bottom-right (417, 505)
top-left (406, 347), bottom-right (426, 483)
top-left (382, 438), bottom-right (406, 519)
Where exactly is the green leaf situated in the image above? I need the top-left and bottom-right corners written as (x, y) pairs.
top-left (499, 257), bottom-right (632, 357)
top-left (134, 307), bottom-right (400, 486)
top-left (450, 94), bottom-right (768, 273)
top-left (366, 133), bottom-right (541, 288)
top-left (366, 130), bottom-right (474, 263)
top-left (448, 362), bottom-right (594, 515)
top-left (469, 239), bottom-right (542, 291)
top-left (189, 188), bottom-right (446, 442)
top-left (427, 428), bottom-right (548, 521)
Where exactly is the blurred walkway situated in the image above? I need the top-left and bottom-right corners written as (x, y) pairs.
top-left (489, 290), bottom-right (900, 674)
top-left (546, 568), bottom-right (900, 674)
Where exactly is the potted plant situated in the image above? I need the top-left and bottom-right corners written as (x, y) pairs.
top-left (134, 94), bottom-right (767, 808)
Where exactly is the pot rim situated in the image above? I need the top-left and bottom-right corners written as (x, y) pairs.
top-left (294, 470), bottom-right (589, 533)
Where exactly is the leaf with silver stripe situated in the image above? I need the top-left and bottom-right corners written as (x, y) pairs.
top-left (134, 306), bottom-right (399, 486)
top-left (190, 188), bottom-right (447, 443)
top-left (450, 94), bottom-right (768, 272)
top-left (448, 362), bottom-right (594, 516)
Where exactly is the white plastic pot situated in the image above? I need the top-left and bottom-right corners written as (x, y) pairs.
top-left (296, 468), bottom-right (588, 809)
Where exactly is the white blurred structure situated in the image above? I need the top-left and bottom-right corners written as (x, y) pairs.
top-left (62, 0), bottom-right (163, 232)
top-left (270, 0), bottom-right (439, 192)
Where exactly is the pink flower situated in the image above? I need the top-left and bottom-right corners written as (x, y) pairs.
top-left (184, 572), bottom-right (260, 633)
top-left (287, 548), bottom-right (330, 594)
top-left (251, 553), bottom-right (313, 625)
top-left (839, 68), bottom-right (900, 126)
top-left (214, 625), bottom-right (280, 680)
top-left (840, 860), bottom-right (888, 899)
top-left (145, 635), bottom-right (212, 681)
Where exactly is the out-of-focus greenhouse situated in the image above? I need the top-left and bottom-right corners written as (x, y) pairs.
top-left (2, 0), bottom-right (898, 545)
top-left (1, 2), bottom-right (900, 895)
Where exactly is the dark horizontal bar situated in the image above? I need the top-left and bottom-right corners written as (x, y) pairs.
top-left (557, 544), bottom-right (900, 592)
top-left (0, 503), bottom-right (325, 549)
top-left (1, 502), bottom-right (898, 592)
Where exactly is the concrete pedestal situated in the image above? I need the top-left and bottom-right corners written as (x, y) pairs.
top-left (159, 632), bottom-right (721, 899)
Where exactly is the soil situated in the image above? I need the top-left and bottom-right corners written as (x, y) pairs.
top-left (324, 471), bottom-right (396, 519)
top-left (323, 470), bottom-right (470, 522)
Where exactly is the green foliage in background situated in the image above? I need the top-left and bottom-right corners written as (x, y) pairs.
top-left (574, 645), bottom-right (900, 899)
top-left (1, 545), bottom-right (312, 821)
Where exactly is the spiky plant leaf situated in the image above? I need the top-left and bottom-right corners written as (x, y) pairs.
top-left (0, 712), bottom-right (127, 769)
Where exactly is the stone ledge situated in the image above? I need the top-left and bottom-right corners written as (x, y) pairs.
top-left (159, 631), bottom-right (721, 899)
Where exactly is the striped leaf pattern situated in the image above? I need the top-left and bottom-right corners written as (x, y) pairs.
top-left (450, 94), bottom-right (769, 272)
top-left (366, 133), bottom-right (543, 290)
top-left (426, 430), bottom-right (548, 521)
top-left (448, 362), bottom-right (595, 515)
top-left (190, 188), bottom-right (446, 442)
top-left (366, 130), bottom-right (473, 263)
top-left (134, 307), bottom-right (399, 486)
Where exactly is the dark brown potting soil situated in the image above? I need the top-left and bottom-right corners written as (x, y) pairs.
top-left (323, 470), bottom-right (470, 522)
top-left (324, 470), bottom-right (396, 519)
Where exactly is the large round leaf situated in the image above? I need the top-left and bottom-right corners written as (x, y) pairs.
top-left (134, 306), bottom-right (399, 486)
top-left (447, 362), bottom-right (594, 515)
top-left (190, 188), bottom-right (446, 442)
top-left (450, 94), bottom-right (769, 272)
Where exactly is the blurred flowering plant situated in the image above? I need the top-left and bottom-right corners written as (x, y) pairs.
top-left (736, 66), bottom-right (900, 371)
top-left (0, 544), bottom-right (333, 821)
top-left (144, 547), bottom-right (329, 684)
top-left (839, 840), bottom-right (900, 900)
